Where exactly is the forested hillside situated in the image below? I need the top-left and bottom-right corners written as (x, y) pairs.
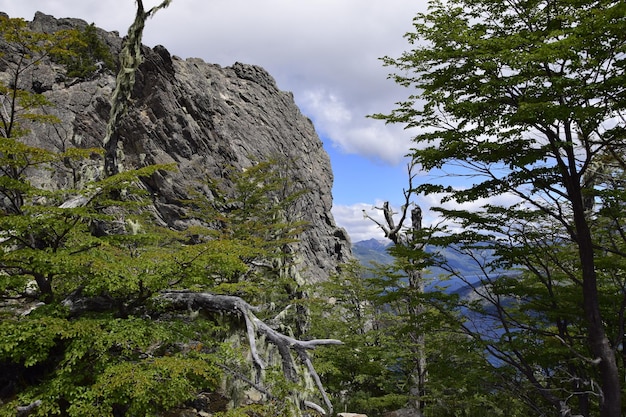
top-left (313, 0), bottom-right (626, 416)
top-left (366, 0), bottom-right (626, 415)
top-left (1, 0), bottom-right (625, 417)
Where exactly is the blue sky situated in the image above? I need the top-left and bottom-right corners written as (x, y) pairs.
top-left (0, 0), bottom-right (430, 242)
top-left (326, 146), bottom-right (410, 207)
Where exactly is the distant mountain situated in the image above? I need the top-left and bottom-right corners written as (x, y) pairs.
top-left (352, 238), bottom-right (393, 266)
top-left (352, 240), bottom-right (517, 347)
top-left (352, 238), bottom-right (495, 292)
top-left (353, 238), bottom-right (391, 251)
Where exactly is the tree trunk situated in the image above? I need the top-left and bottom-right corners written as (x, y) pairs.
top-left (571, 187), bottom-right (621, 417)
top-left (408, 206), bottom-right (426, 416)
top-left (368, 201), bottom-right (427, 416)
top-left (407, 269), bottom-right (426, 416)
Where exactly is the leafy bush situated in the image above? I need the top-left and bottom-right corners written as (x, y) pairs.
top-left (51, 23), bottom-right (116, 79)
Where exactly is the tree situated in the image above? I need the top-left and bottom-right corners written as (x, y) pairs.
top-left (0, 15), bottom-right (87, 215)
top-left (0, 9), bottom-right (340, 417)
top-left (362, 163), bottom-right (429, 416)
top-left (307, 260), bottom-right (409, 416)
top-left (50, 23), bottom-right (116, 80)
top-left (0, 15), bottom-right (80, 140)
top-left (0, 146), bottom-right (338, 416)
top-left (103, 0), bottom-right (172, 177)
top-left (374, 0), bottom-right (626, 416)
top-left (308, 246), bottom-right (531, 417)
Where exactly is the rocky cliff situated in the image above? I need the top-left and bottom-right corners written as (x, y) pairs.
top-left (6, 12), bottom-right (350, 282)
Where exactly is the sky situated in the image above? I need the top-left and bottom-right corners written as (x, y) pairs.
top-left (0, 0), bottom-right (433, 242)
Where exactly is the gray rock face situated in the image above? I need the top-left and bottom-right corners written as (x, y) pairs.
top-left (8, 12), bottom-right (351, 282)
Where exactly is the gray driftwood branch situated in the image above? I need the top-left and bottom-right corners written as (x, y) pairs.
top-left (16, 400), bottom-right (42, 416)
top-left (158, 291), bottom-right (342, 415)
top-left (363, 161), bottom-right (419, 244)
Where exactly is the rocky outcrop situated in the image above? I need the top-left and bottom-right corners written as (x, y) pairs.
top-left (8, 12), bottom-right (350, 282)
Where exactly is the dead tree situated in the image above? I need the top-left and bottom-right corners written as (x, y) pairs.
top-left (59, 290), bottom-right (342, 415)
top-left (363, 161), bottom-right (427, 416)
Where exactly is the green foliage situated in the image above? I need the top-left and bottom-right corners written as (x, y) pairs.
top-left (0, 149), bottom-right (312, 413)
top-left (307, 261), bottom-right (410, 415)
top-left (309, 255), bottom-right (531, 416)
top-left (0, 16), bottom-right (83, 139)
top-left (197, 157), bottom-right (308, 248)
top-left (184, 157), bottom-right (310, 308)
top-left (50, 23), bottom-right (116, 79)
top-left (0, 17), bottom-right (316, 415)
top-left (373, 0), bottom-right (626, 415)
top-left (0, 150), bottom-right (310, 415)
top-left (1, 16), bottom-right (115, 83)
top-left (0, 313), bottom-right (223, 417)
top-left (0, 12), bottom-right (357, 417)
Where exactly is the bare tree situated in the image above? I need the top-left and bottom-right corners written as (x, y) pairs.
top-left (363, 162), bottom-right (428, 416)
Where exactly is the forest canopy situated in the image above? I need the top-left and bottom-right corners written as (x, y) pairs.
top-left (2, 0), bottom-right (626, 416)
top-left (369, 0), bottom-right (626, 416)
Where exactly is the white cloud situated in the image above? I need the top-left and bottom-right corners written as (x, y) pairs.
top-left (300, 89), bottom-right (413, 164)
top-left (301, 90), bottom-right (352, 125)
top-left (415, 191), bottom-right (524, 235)
top-left (341, 123), bottom-right (413, 164)
top-left (332, 202), bottom-right (390, 243)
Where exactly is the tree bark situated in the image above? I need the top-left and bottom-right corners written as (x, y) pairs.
top-left (571, 193), bottom-right (621, 417)
top-left (407, 206), bottom-right (426, 416)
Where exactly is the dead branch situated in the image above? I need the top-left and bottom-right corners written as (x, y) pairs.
top-left (363, 161), bottom-right (418, 244)
top-left (304, 400), bottom-right (327, 415)
top-left (158, 290), bottom-right (342, 415)
top-left (16, 400), bottom-right (42, 417)
top-left (104, 0), bottom-right (172, 176)
top-left (217, 363), bottom-right (277, 400)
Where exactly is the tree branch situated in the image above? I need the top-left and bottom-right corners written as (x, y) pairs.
top-left (16, 400), bottom-right (42, 417)
top-left (157, 290), bottom-right (342, 415)
top-left (363, 161), bottom-right (418, 244)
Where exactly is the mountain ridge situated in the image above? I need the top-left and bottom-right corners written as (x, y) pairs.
top-left (352, 238), bottom-right (495, 291)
